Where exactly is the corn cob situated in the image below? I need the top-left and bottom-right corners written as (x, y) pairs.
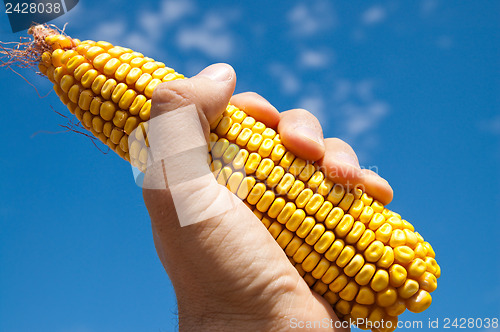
top-left (17, 25), bottom-right (440, 331)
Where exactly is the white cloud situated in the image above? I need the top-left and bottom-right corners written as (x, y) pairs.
top-left (436, 35), bottom-right (453, 49)
top-left (287, 0), bottom-right (336, 37)
top-left (479, 115), bottom-right (500, 135)
top-left (269, 63), bottom-right (301, 95)
top-left (160, 0), bottom-right (194, 23)
top-left (361, 5), bottom-right (387, 25)
top-left (91, 20), bottom-right (127, 43)
top-left (420, 0), bottom-right (439, 16)
top-left (298, 95), bottom-right (326, 124)
top-left (176, 13), bottom-right (235, 59)
top-left (299, 49), bottom-right (332, 69)
top-left (342, 101), bottom-right (388, 137)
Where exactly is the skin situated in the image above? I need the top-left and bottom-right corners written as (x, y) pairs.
top-left (143, 63), bottom-right (393, 331)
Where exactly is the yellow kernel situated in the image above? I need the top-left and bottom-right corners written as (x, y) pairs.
top-left (305, 224), bottom-right (325, 246)
top-left (344, 254), bottom-right (365, 277)
top-left (279, 151), bottom-right (295, 169)
top-left (314, 231), bottom-right (335, 254)
top-left (226, 123), bottom-right (242, 141)
top-left (111, 83), bottom-right (128, 103)
top-left (285, 236), bottom-right (303, 257)
top-left (268, 221), bottom-right (283, 239)
top-left (324, 207), bottom-right (344, 229)
top-left (81, 69), bottom-right (99, 88)
top-left (126, 67), bottom-right (143, 85)
top-left (258, 138), bottom-right (274, 158)
top-left (311, 258), bottom-right (330, 280)
top-left (113, 110), bottom-right (128, 128)
top-left (368, 212), bottom-right (386, 231)
top-left (60, 75), bottom-right (75, 93)
top-left (325, 239), bottom-right (344, 262)
top-left (124, 116), bottom-right (140, 135)
top-left (371, 269), bottom-right (389, 292)
top-left (256, 191), bottom-right (275, 212)
top-left (406, 290), bottom-right (432, 313)
top-left (399, 279), bottom-right (420, 299)
top-left (355, 263), bottom-right (376, 286)
top-left (244, 152), bottom-right (261, 174)
top-left (418, 271), bottom-right (438, 293)
top-left (255, 158), bottom-right (274, 180)
top-left (236, 177), bottom-right (255, 200)
top-left (100, 101), bottom-right (116, 121)
top-left (103, 58), bottom-right (121, 76)
top-left (389, 264), bottom-right (407, 288)
top-left (110, 128), bottom-right (124, 145)
top-left (139, 100), bottom-right (151, 120)
top-left (285, 209), bottom-right (306, 232)
top-left (92, 116), bottom-right (104, 133)
top-left (321, 265), bottom-right (340, 284)
top-left (247, 183), bottom-right (266, 205)
top-left (377, 246), bottom-right (395, 268)
top-left (298, 163), bottom-right (316, 182)
top-left (93, 53), bottom-right (112, 71)
top-left (394, 246), bottom-right (415, 265)
top-left (266, 166), bottom-right (285, 188)
top-left (375, 223), bottom-right (393, 244)
top-left (335, 214), bottom-right (355, 238)
top-left (275, 173), bottom-right (295, 195)
top-left (318, 178), bottom-right (334, 196)
top-left (277, 202), bottom-right (296, 224)
top-left (338, 192), bottom-right (355, 211)
top-left (101, 79), bottom-right (117, 100)
top-left (296, 217), bottom-right (315, 238)
top-left (247, 133), bottom-right (263, 151)
top-left (128, 95), bottom-right (146, 115)
top-left (222, 143), bottom-right (239, 165)
top-left (226, 172), bottom-right (244, 194)
top-left (376, 286), bottom-right (398, 307)
top-left (339, 281), bottom-right (359, 301)
top-left (385, 299), bottom-right (406, 317)
top-left (78, 90), bottom-right (94, 111)
top-left (329, 274), bottom-right (349, 293)
top-left (365, 240), bottom-right (385, 262)
top-left (351, 303), bottom-right (370, 320)
top-left (371, 200), bottom-right (384, 213)
top-left (91, 75), bottom-right (107, 95)
top-left (135, 73), bottom-right (152, 92)
top-left (315, 201), bottom-right (333, 222)
top-left (327, 184), bottom-right (345, 205)
top-left (302, 251), bottom-right (321, 272)
top-left (232, 149), bottom-right (249, 170)
top-left (68, 84), bottom-right (80, 103)
top-left (348, 199), bottom-right (364, 219)
top-left (89, 97), bottom-right (102, 115)
top-left (119, 89), bottom-right (137, 110)
top-left (289, 158), bottom-right (306, 176)
top-left (286, 181), bottom-right (304, 201)
top-left (346, 221), bottom-right (366, 244)
top-left (305, 194), bottom-right (324, 215)
top-left (293, 243), bottom-right (312, 263)
top-left (336, 245), bottom-right (356, 268)
top-left (389, 229), bottom-right (407, 247)
top-left (53, 66), bottom-right (66, 84)
top-left (144, 78), bottom-right (162, 98)
top-left (236, 127), bottom-right (253, 146)
top-left (356, 286), bottom-right (376, 305)
top-left (296, 189), bottom-right (314, 209)
top-left (67, 55), bottom-right (87, 74)
top-left (404, 229), bottom-right (419, 249)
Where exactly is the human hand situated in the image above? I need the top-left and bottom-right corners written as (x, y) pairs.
top-left (142, 63), bottom-right (393, 331)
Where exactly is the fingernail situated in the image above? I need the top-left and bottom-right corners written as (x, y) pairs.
top-left (197, 64), bottom-right (233, 82)
top-left (335, 151), bottom-right (360, 167)
top-left (295, 126), bottom-right (324, 146)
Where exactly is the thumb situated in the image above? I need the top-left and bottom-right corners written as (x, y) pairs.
top-left (142, 63), bottom-right (238, 227)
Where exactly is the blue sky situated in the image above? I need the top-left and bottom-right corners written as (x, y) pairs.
top-left (0, 1), bottom-right (499, 331)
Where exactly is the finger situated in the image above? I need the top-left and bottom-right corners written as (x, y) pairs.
top-left (152, 63), bottom-right (236, 124)
top-left (278, 108), bottom-right (325, 161)
top-left (230, 92), bottom-right (280, 128)
top-left (144, 63), bottom-right (238, 227)
top-left (318, 138), bottom-right (393, 205)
